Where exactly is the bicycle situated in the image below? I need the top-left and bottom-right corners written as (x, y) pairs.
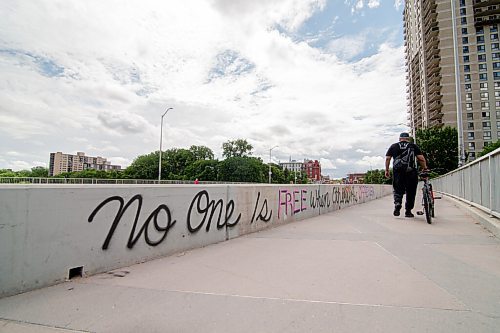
top-left (416, 171), bottom-right (438, 224)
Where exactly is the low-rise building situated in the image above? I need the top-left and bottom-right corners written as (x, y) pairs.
top-left (345, 173), bottom-right (366, 184)
top-left (279, 159), bottom-right (303, 173)
top-left (304, 159), bottom-right (321, 182)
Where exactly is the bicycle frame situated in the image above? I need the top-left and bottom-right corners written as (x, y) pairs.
top-left (418, 173), bottom-right (435, 224)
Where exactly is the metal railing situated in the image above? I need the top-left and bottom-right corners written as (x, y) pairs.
top-left (0, 178), bottom-right (250, 185)
top-left (432, 147), bottom-right (499, 218)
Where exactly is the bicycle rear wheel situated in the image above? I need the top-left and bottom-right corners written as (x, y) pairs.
top-left (423, 188), bottom-right (432, 224)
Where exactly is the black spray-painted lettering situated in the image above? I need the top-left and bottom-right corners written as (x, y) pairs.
top-left (310, 189), bottom-right (331, 209)
top-left (88, 195), bottom-right (176, 250)
top-left (187, 190), bottom-right (241, 232)
top-left (250, 192), bottom-right (272, 223)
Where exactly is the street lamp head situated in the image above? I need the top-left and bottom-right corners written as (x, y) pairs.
top-left (162, 107), bottom-right (173, 118)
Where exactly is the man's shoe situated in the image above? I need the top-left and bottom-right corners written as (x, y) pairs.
top-left (393, 204), bottom-right (402, 216)
top-left (405, 211), bottom-right (414, 218)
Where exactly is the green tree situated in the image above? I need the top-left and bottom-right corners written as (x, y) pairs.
top-left (189, 145), bottom-right (214, 160)
top-left (0, 169), bottom-right (16, 177)
top-left (267, 163), bottom-right (285, 183)
top-left (415, 126), bottom-right (458, 174)
top-left (15, 170), bottom-right (32, 177)
top-left (478, 139), bottom-right (500, 157)
top-left (163, 148), bottom-right (196, 179)
top-left (222, 139), bottom-right (253, 158)
top-left (125, 148), bottom-right (207, 180)
top-left (31, 166), bottom-right (49, 177)
top-left (58, 169), bottom-right (111, 179)
top-left (184, 159), bottom-right (219, 181)
top-left (364, 169), bottom-right (391, 184)
top-left (218, 156), bottom-right (264, 182)
top-left (124, 152), bottom-right (160, 179)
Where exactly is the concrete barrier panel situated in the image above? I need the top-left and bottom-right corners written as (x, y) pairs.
top-left (0, 184), bottom-right (392, 297)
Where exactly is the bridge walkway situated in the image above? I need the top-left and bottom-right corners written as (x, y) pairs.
top-left (1, 194), bottom-right (499, 332)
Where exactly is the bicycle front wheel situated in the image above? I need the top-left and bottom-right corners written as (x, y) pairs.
top-left (423, 188), bottom-right (432, 224)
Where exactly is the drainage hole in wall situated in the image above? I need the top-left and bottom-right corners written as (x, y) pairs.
top-left (68, 266), bottom-right (83, 280)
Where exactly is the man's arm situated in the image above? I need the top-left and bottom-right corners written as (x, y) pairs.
top-left (385, 156), bottom-right (392, 178)
top-left (416, 154), bottom-right (428, 170)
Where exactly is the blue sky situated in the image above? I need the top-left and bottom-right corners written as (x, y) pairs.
top-left (0, 0), bottom-right (407, 178)
top-left (296, 0), bottom-right (403, 60)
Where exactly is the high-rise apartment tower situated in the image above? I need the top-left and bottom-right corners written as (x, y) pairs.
top-left (404, 0), bottom-right (500, 162)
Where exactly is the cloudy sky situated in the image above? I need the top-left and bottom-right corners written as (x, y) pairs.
top-left (0, 0), bottom-right (408, 178)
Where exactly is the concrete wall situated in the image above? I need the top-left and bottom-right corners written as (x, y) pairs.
top-left (0, 184), bottom-right (392, 297)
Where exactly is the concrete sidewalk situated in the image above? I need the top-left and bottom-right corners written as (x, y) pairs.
top-left (1, 195), bottom-right (499, 333)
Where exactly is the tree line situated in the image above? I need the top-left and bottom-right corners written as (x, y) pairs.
top-left (0, 139), bottom-right (308, 184)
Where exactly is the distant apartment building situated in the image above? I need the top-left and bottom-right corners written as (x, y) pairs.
top-left (49, 152), bottom-right (122, 176)
top-left (404, 0), bottom-right (500, 162)
top-left (304, 159), bottom-right (321, 181)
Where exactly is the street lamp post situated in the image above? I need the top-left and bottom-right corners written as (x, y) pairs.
top-left (158, 107), bottom-right (173, 182)
top-left (269, 145), bottom-right (278, 184)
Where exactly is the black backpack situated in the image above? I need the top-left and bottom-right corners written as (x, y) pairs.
top-left (393, 142), bottom-right (415, 173)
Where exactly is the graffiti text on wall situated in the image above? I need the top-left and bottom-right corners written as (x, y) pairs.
top-left (251, 192), bottom-right (272, 223)
top-left (88, 186), bottom-right (376, 249)
top-left (187, 190), bottom-right (241, 232)
top-left (88, 195), bottom-right (177, 250)
top-left (278, 189), bottom-right (308, 219)
top-left (310, 185), bottom-right (376, 210)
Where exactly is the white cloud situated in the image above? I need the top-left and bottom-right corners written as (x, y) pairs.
top-left (394, 0), bottom-right (403, 10)
top-left (0, 0), bottom-right (405, 178)
top-left (327, 34), bottom-right (367, 60)
top-left (355, 155), bottom-right (385, 168)
top-left (368, 0), bottom-right (380, 9)
top-left (319, 158), bottom-right (335, 169)
top-left (356, 149), bottom-right (371, 154)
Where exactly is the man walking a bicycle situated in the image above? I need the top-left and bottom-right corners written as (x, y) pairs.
top-left (385, 132), bottom-right (428, 217)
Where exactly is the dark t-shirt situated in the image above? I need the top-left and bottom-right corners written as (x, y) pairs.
top-left (386, 141), bottom-right (422, 170)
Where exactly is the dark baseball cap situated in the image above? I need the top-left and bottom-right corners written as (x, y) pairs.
top-left (399, 132), bottom-right (410, 138)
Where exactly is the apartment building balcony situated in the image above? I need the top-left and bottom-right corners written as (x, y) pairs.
top-left (429, 110), bottom-right (444, 126)
top-left (425, 54), bottom-right (440, 68)
top-left (424, 26), bottom-right (439, 41)
top-left (427, 82), bottom-right (441, 94)
top-left (425, 38), bottom-right (439, 53)
top-left (411, 70), bottom-right (421, 80)
top-left (423, 10), bottom-right (438, 27)
top-left (429, 119), bottom-right (443, 127)
top-left (474, 1), bottom-right (500, 26)
top-left (427, 63), bottom-right (441, 76)
top-left (426, 73), bottom-right (442, 88)
top-left (428, 91), bottom-right (443, 104)
top-left (424, 21), bottom-right (439, 35)
top-left (426, 53), bottom-right (440, 66)
top-left (428, 100), bottom-right (442, 111)
top-left (422, 0), bottom-right (436, 15)
top-left (473, 0), bottom-right (500, 9)
top-left (474, 7), bottom-right (500, 17)
top-left (474, 15), bottom-right (500, 26)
